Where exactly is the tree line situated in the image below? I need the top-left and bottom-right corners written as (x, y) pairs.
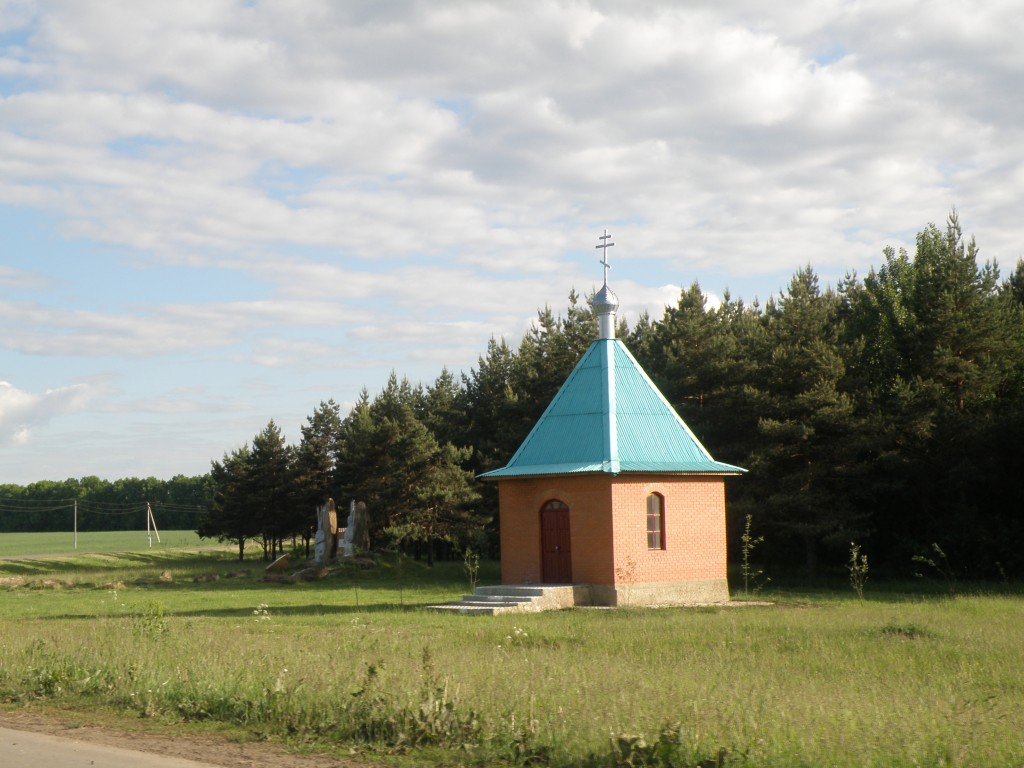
top-left (196, 212), bottom-right (1024, 577)
top-left (6, 212), bottom-right (1022, 578)
top-left (0, 475), bottom-right (212, 532)
top-left (627, 212), bottom-right (1024, 578)
top-left (197, 390), bottom-right (486, 562)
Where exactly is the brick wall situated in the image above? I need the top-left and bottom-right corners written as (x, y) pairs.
top-left (498, 475), bottom-right (614, 584)
top-left (609, 476), bottom-right (727, 584)
top-left (497, 473), bottom-right (728, 587)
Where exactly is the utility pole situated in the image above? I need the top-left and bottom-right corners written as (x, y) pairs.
top-left (146, 502), bottom-right (161, 547)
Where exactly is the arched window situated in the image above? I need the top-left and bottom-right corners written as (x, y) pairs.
top-left (541, 499), bottom-right (569, 514)
top-left (647, 493), bottom-right (665, 550)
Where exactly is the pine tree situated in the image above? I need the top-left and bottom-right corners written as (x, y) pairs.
top-left (515, 290), bottom-right (596, 426)
top-left (743, 267), bottom-right (872, 576)
top-left (850, 212), bottom-right (1021, 571)
top-left (248, 420), bottom-right (297, 560)
top-left (1004, 259), bottom-right (1024, 307)
top-left (200, 445), bottom-right (259, 561)
top-left (336, 393), bottom-right (483, 558)
top-left (460, 337), bottom-right (527, 473)
top-left (336, 390), bottom-right (378, 530)
top-left (294, 399), bottom-right (344, 554)
top-left (378, 408), bottom-right (483, 564)
top-left (414, 368), bottom-right (467, 449)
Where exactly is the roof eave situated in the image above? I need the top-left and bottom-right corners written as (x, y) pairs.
top-left (477, 465), bottom-right (748, 481)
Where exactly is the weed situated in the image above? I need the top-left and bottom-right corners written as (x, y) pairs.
top-left (463, 547), bottom-right (481, 593)
top-left (498, 625), bottom-right (530, 651)
top-left (22, 640), bottom-right (66, 697)
top-left (252, 603), bottom-right (271, 621)
top-left (491, 707), bottom-right (549, 765)
top-left (913, 542), bottom-right (957, 595)
top-left (131, 601), bottom-right (169, 638)
top-left (21, 641), bottom-right (119, 699)
top-left (615, 554), bottom-right (637, 606)
top-left (341, 650), bottom-right (483, 751)
top-left (881, 621), bottom-right (933, 640)
top-left (995, 561), bottom-right (1009, 586)
top-left (848, 542), bottom-right (868, 600)
top-left (600, 723), bottom-right (727, 768)
top-left (346, 659), bottom-right (396, 743)
top-left (402, 645), bottom-right (481, 748)
top-left (740, 514), bottom-right (769, 596)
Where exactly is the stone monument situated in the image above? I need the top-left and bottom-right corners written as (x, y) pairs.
top-left (339, 499), bottom-right (369, 557)
top-left (314, 498), bottom-right (338, 564)
top-left (354, 500), bottom-right (370, 551)
top-left (340, 500), bottom-right (356, 558)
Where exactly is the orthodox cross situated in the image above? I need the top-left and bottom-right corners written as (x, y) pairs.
top-left (595, 229), bottom-right (614, 284)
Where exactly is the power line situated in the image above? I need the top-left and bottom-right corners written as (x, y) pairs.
top-left (0, 497), bottom-right (77, 506)
top-left (0, 498), bottom-right (210, 513)
top-left (72, 499), bottom-right (150, 511)
top-left (151, 502), bottom-right (212, 512)
top-left (0, 501), bottom-right (74, 514)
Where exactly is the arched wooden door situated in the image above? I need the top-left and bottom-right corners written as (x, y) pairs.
top-left (540, 499), bottom-right (572, 583)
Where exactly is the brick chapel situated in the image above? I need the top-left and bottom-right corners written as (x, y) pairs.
top-left (479, 232), bottom-right (745, 606)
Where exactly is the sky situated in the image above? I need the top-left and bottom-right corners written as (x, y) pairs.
top-left (2, 0), bottom-right (1023, 485)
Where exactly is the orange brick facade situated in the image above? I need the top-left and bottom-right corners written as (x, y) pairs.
top-left (497, 473), bottom-right (729, 603)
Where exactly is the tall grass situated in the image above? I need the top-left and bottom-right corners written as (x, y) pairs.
top-left (1, 550), bottom-right (1022, 766)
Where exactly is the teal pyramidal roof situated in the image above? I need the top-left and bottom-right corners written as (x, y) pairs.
top-left (479, 339), bottom-right (746, 479)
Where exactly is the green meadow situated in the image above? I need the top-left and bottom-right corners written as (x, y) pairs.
top-left (0, 544), bottom-right (1022, 767)
top-left (0, 529), bottom-right (209, 557)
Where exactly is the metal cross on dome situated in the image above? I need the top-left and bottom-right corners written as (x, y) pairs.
top-left (595, 229), bottom-right (614, 284)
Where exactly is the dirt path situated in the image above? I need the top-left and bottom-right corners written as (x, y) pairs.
top-left (0, 724), bottom-right (223, 768)
top-left (0, 709), bottom-right (365, 768)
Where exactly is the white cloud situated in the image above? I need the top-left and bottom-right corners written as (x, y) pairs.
top-left (0, 380), bottom-right (94, 443)
top-left (0, 294), bottom-right (376, 358)
top-left (5, 0), bottom-right (995, 288)
top-left (0, 266), bottom-right (51, 291)
top-left (2, 0), bottom-right (1024, 481)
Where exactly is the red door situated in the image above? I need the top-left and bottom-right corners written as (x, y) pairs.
top-left (540, 500), bottom-right (572, 583)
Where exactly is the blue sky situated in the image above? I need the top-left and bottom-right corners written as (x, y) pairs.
top-left (2, 0), bottom-right (1023, 484)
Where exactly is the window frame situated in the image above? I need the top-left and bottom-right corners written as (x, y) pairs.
top-left (646, 492), bottom-right (666, 550)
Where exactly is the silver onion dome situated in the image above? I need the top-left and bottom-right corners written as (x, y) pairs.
top-left (594, 282), bottom-right (619, 314)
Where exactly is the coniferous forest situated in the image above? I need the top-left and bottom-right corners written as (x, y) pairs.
top-left (4, 213), bottom-right (1023, 578)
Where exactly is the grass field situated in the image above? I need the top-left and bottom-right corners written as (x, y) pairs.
top-left (0, 545), bottom-right (1021, 767)
top-left (0, 530), bottom-right (212, 557)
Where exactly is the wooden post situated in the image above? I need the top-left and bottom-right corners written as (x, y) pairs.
top-left (148, 502), bottom-right (161, 544)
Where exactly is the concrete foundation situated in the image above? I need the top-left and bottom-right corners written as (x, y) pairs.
top-left (430, 580), bottom-right (731, 614)
top-left (589, 578), bottom-right (730, 607)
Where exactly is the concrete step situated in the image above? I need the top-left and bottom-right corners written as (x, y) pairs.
top-left (428, 583), bottom-right (587, 615)
top-left (474, 585), bottom-right (547, 597)
top-left (428, 603), bottom-right (518, 615)
top-left (462, 594), bottom-right (535, 603)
